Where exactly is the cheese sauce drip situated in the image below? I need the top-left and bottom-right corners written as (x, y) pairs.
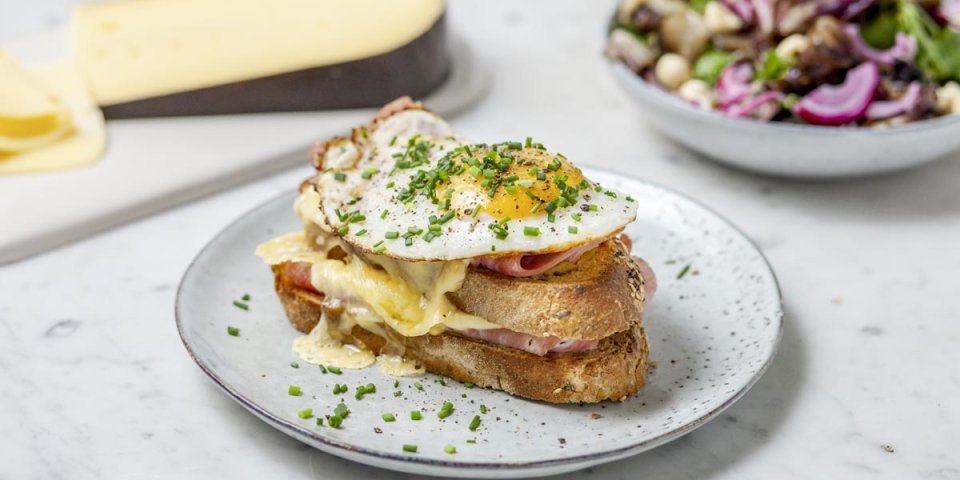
top-left (256, 191), bottom-right (499, 371)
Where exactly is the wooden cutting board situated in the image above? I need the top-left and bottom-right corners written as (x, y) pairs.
top-left (0, 29), bottom-right (486, 264)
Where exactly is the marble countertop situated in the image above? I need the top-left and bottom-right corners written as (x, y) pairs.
top-left (2, 1), bottom-right (959, 479)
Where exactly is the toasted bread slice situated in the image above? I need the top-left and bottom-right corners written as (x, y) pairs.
top-left (303, 226), bottom-right (645, 340)
top-left (272, 265), bottom-right (649, 403)
top-left (450, 237), bottom-right (645, 340)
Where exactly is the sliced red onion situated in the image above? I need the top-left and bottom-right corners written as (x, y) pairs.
top-left (844, 24), bottom-right (917, 64)
top-left (721, 0), bottom-right (755, 23)
top-left (840, 0), bottom-right (876, 19)
top-left (751, 0), bottom-right (775, 34)
top-left (866, 82), bottom-right (922, 120)
top-left (725, 91), bottom-right (784, 120)
top-left (792, 62), bottom-right (879, 126)
top-left (716, 62), bottom-right (754, 107)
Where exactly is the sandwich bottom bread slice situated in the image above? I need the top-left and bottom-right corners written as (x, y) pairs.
top-left (257, 97), bottom-right (655, 403)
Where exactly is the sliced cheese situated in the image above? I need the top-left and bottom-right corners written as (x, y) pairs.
top-left (72, 0), bottom-right (445, 106)
top-left (0, 50), bottom-right (73, 153)
top-left (0, 61), bottom-right (106, 174)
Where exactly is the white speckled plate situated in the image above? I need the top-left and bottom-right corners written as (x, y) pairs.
top-left (176, 168), bottom-right (783, 478)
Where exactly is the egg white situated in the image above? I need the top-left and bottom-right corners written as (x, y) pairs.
top-left (311, 109), bottom-right (637, 261)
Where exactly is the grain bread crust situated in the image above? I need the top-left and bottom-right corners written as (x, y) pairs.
top-left (272, 266), bottom-right (649, 403)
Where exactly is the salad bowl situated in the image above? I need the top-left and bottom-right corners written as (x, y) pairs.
top-left (611, 62), bottom-right (960, 178)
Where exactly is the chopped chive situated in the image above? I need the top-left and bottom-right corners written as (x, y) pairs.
top-left (385, 231), bottom-right (399, 239)
top-left (394, 380), bottom-right (400, 388)
top-left (402, 444), bottom-right (418, 453)
top-left (444, 445), bottom-right (457, 454)
top-left (439, 210), bottom-right (456, 224)
top-left (410, 411), bottom-right (422, 420)
top-left (389, 135), bottom-right (398, 146)
top-left (568, 226), bottom-right (578, 234)
top-left (547, 213), bottom-right (556, 223)
top-left (466, 439), bottom-right (477, 444)
top-left (439, 376), bottom-right (447, 386)
top-left (355, 229), bottom-right (367, 236)
top-left (297, 409), bottom-right (313, 419)
top-left (531, 203), bottom-right (542, 214)
top-left (468, 166), bottom-right (482, 178)
top-left (334, 402), bottom-right (349, 418)
top-left (523, 226), bottom-right (540, 237)
top-left (393, 391), bottom-right (402, 397)
top-left (290, 362), bottom-right (299, 368)
top-left (480, 404), bottom-right (488, 414)
top-left (316, 417), bottom-right (324, 426)
top-left (327, 414), bottom-right (343, 429)
top-left (318, 364), bottom-right (328, 374)
top-left (414, 382), bottom-right (424, 391)
top-left (525, 136), bottom-right (532, 147)
top-left (333, 384), bottom-right (347, 395)
top-left (536, 171), bottom-right (546, 180)
top-left (355, 383), bottom-right (377, 400)
top-left (227, 326), bottom-right (240, 336)
top-left (338, 225), bottom-right (349, 236)
top-left (404, 236), bottom-right (413, 246)
top-left (327, 366), bottom-right (343, 375)
top-left (571, 213), bottom-right (581, 222)
top-left (589, 204), bottom-right (599, 212)
top-left (469, 415), bottom-right (481, 431)
top-left (288, 385), bottom-right (302, 396)
top-left (241, 294), bottom-right (251, 301)
top-left (333, 172), bottom-right (347, 182)
top-left (361, 167), bottom-right (378, 179)
top-left (428, 224), bottom-right (442, 233)
top-left (677, 264), bottom-right (692, 279)
top-left (382, 413), bottom-right (396, 422)
top-left (438, 401), bottom-right (454, 419)
top-left (232, 301), bottom-right (248, 311)
top-left (386, 181), bottom-right (395, 188)
top-left (471, 207), bottom-right (482, 218)
top-left (463, 382), bottom-right (474, 389)
top-left (626, 195), bottom-right (635, 202)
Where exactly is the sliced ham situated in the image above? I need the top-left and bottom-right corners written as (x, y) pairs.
top-left (283, 262), bottom-right (314, 290)
top-left (471, 238), bottom-right (603, 278)
top-left (458, 328), bottom-right (598, 356)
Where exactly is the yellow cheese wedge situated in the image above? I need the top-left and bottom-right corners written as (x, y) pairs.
top-left (71, 0), bottom-right (445, 106)
top-left (0, 50), bottom-right (73, 153)
top-left (0, 61), bottom-right (106, 174)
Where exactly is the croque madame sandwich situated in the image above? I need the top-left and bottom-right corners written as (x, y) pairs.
top-left (257, 97), bottom-right (657, 403)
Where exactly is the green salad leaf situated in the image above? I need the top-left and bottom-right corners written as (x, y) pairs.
top-left (689, 0), bottom-right (709, 14)
top-left (860, 3), bottom-right (899, 49)
top-left (897, 0), bottom-right (960, 82)
top-left (692, 49), bottom-right (733, 85)
top-left (755, 50), bottom-right (793, 82)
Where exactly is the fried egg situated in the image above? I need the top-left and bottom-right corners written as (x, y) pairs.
top-left (311, 109), bottom-right (637, 261)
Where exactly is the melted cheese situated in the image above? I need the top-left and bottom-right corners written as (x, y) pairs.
top-left (292, 309), bottom-right (375, 369)
top-left (377, 355), bottom-right (425, 377)
top-left (257, 230), bottom-right (498, 337)
top-left (257, 211), bottom-right (499, 371)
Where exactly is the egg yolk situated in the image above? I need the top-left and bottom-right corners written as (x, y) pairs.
top-left (448, 147), bottom-right (585, 220)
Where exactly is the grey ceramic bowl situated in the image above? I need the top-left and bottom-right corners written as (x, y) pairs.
top-left (610, 63), bottom-right (960, 179)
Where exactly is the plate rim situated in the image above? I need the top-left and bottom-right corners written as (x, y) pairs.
top-left (175, 167), bottom-right (785, 474)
